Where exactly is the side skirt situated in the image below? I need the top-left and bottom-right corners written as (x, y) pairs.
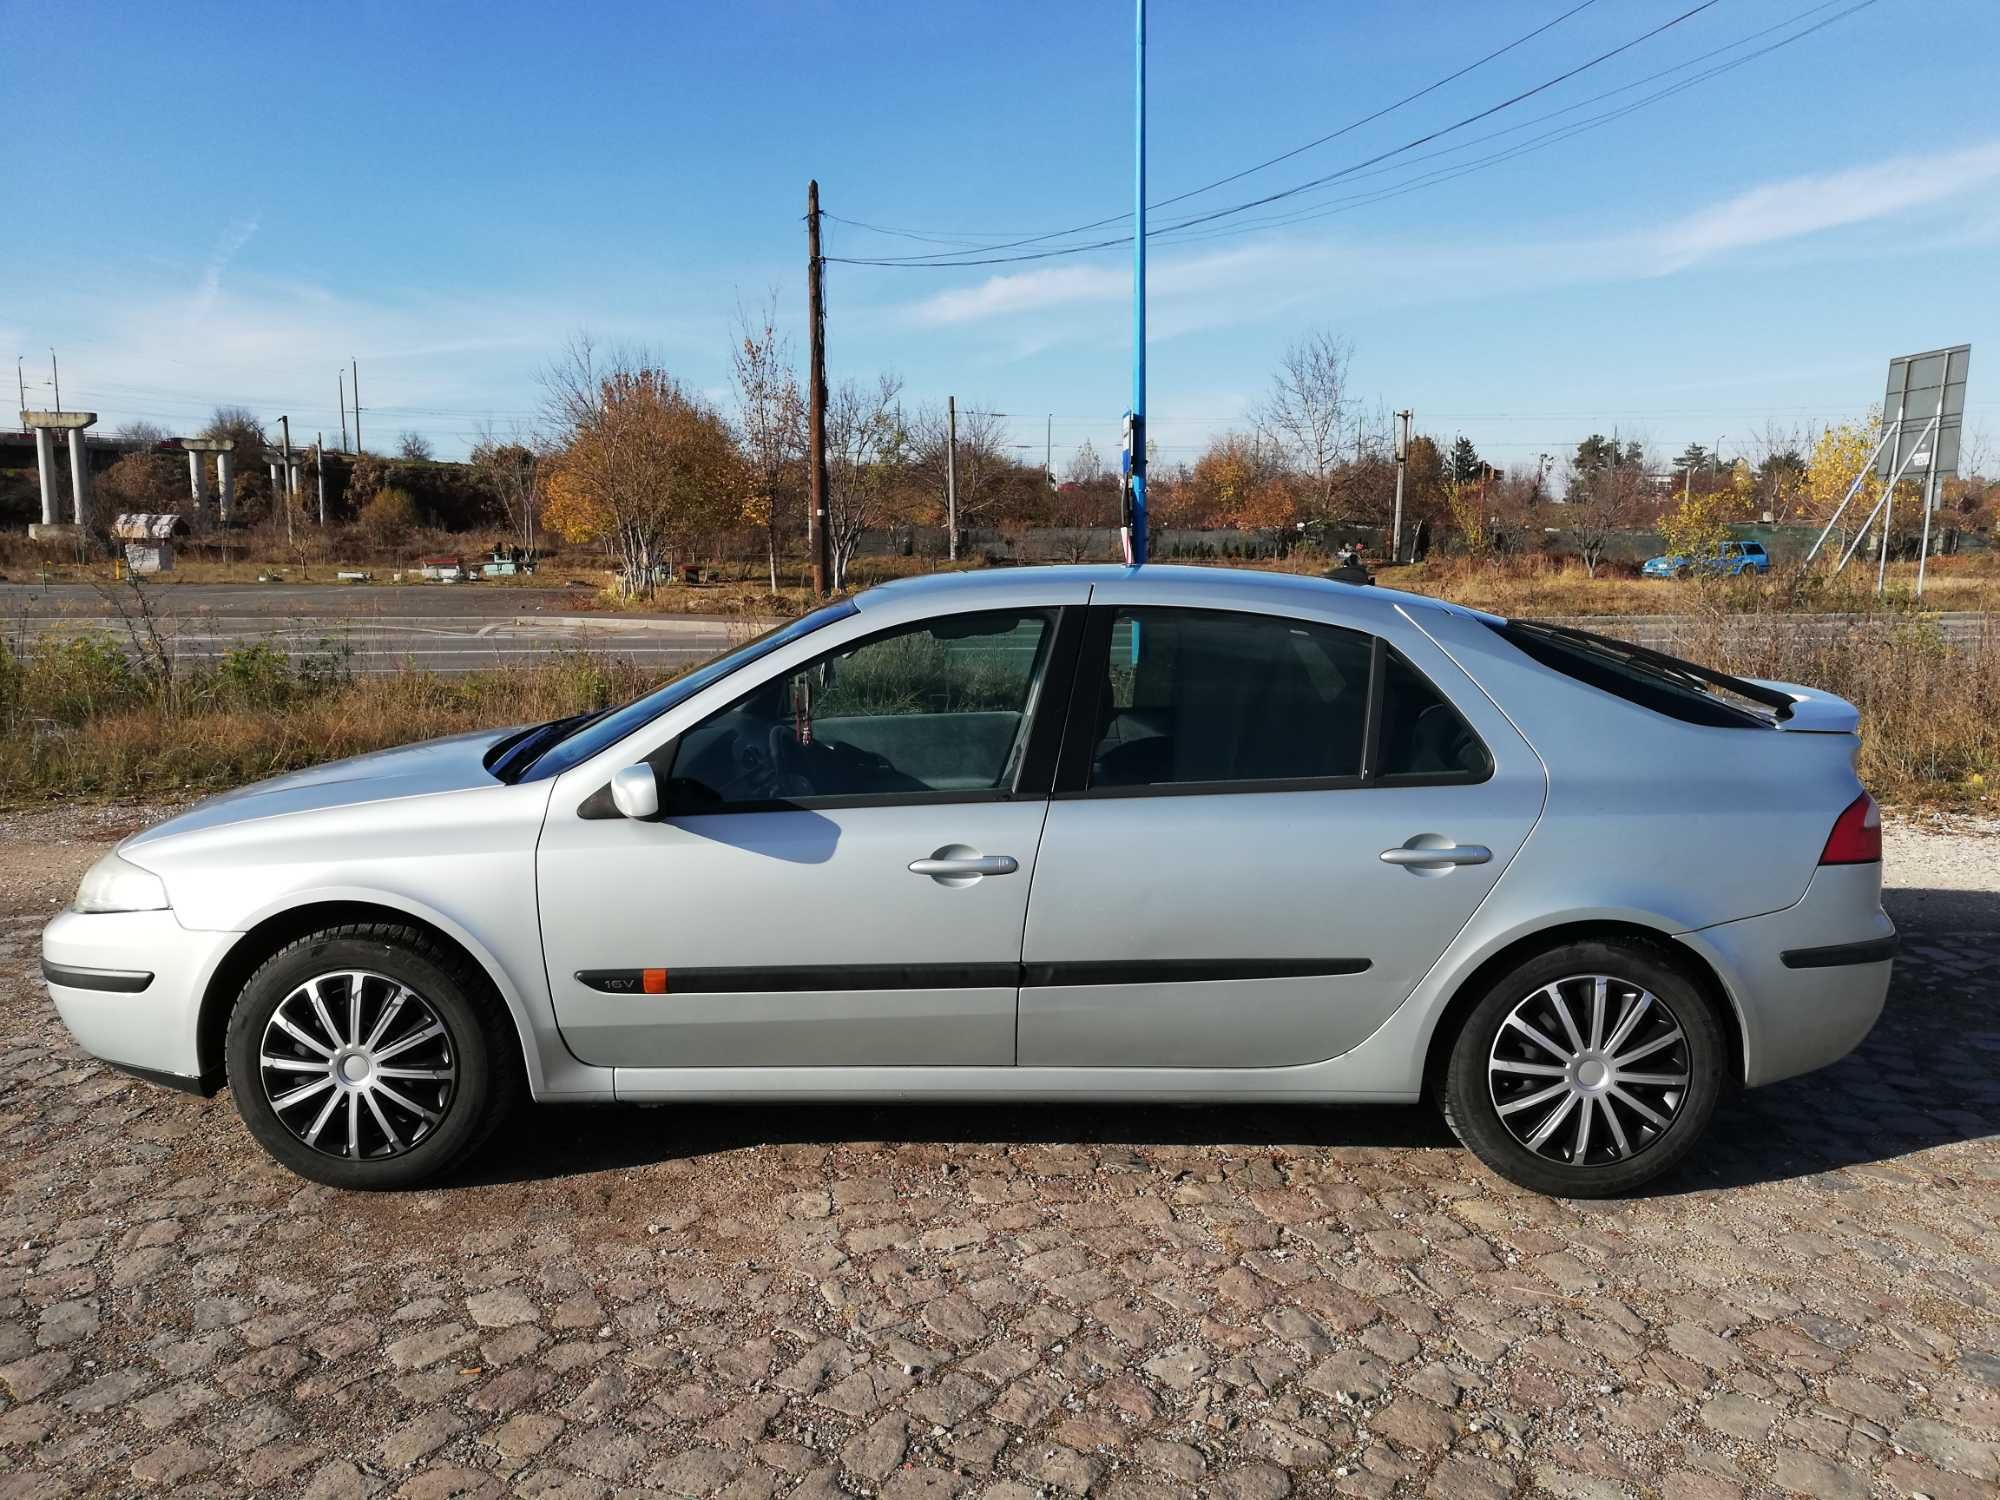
top-left (610, 1064), bottom-right (1421, 1105)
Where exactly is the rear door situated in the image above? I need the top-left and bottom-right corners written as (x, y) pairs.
top-left (538, 602), bottom-right (1082, 1068)
top-left (1018, 601), bottom-right (1543, 1068)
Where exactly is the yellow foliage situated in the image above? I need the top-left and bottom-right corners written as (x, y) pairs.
top-left (1804, 411), bottom-right (1882, 525)
top-left (542, 464), bottom-right (611, 544)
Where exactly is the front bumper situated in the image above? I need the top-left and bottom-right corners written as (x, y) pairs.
top-left (41, 909), bottom-right (239, 1091)
top-left (1680, 863), bottom-right (1895, 1087)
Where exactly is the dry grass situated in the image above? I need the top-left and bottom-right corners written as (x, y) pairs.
top-left (0, 641), bottom-right (663, 803)
top-left (1369, 551), bottom-right (2000, 617)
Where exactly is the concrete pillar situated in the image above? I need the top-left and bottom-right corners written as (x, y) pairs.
top-left (33, 428), bottom-right (57, 525)
top-left (269, 462), bottom-right (281, 492)
top-left (67, 433), bottom-right (91, 526)
top-left (188, 449), bottom-right (207, 512)
top-left (216, 452), bottom-right (234, 523)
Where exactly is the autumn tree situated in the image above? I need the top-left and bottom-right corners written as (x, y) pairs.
top-left (1257, 329), bottom-right (1353, 524)
top-left (1187, 432), bottom-right (1295, 531)
top-left (730, 298), bottom-right (804, 594)
top-left (825, 374), bottom-right (907, 592)
top-left (542, 345), bottom-right (744, 598)
top-left (1803, 413), bottom-right (1884, 537)
top-left (1658, 462), bottom-right (1753, 573)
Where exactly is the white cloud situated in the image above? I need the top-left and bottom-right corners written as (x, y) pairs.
top-left (881, 140), bottom-right (2000, 347)
top-left (1650, 141), bottom-right (2000, 272)
top-left (192, 216), bottom-right (259, 315)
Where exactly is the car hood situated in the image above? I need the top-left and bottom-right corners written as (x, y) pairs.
top-left (124, 726), bottom-right (524, 848)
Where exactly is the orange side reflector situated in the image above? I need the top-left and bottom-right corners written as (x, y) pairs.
top-left (642, 968), bottom-right (669, 995)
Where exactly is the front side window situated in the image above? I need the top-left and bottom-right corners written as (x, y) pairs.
top-left (667, 609), bottom-right (1057, 809)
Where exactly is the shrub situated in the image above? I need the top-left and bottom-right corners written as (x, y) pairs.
top-left (17, 635), bottom-right (141, 726)
top-left (360, 487), bottom-right (420, 546)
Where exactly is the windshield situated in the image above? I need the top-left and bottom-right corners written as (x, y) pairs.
top-left (512, 601), bottom-right (858, 781)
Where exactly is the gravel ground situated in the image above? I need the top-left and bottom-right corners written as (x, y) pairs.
top-left (0, 806), bottom-right (1994, 1500)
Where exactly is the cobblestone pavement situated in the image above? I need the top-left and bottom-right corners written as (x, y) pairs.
top-left (0, 816), bottom-right (1994, 1500)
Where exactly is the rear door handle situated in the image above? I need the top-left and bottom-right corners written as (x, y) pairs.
top-left (909, 855), bottom-right (1019, 878)
top-left (1380, 844), bottom-right (1491, 868)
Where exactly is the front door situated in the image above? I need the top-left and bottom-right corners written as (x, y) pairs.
top-left (539, 606), bottom-right (1073, 1068)
top-left (1018, 604), bottom-right (1544, 1068)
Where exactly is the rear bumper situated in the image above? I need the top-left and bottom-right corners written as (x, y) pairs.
top-left (41, 910), bottom-right (237, 1093)
top-left (1681, 864), bottom-right (1894, 1087)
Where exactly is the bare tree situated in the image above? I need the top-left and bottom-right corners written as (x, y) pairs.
top-left (397, 431), bottom-right (436, 462)
top-left (470, 422), bottom-right (544, 549)
top-left (909, 401), bottom-right (1007, 555)
top-left (113, 420), bottom-right (169, 446)
top-left (1257, 329), bottom-right (1354, 524)
top-left (730, 294), bottom-right (804, 594)
top-left (825, 374), bottom-right (906, 592)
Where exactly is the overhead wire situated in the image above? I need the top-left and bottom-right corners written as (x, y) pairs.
top-left (826, 0), bottom-right (1727, 268)
top-left (824, 0), bottom-right (1605, 256)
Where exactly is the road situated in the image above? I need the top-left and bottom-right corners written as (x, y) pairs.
top-left (1, 582), bottom-right (1992, 676)
top-left (0, 582), bottom-right (755, 676)
top-left (0, 805), bottom-right (1994, 1499)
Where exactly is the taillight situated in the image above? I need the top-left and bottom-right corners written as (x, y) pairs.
top-left (1820, 792), bottom-right (1881, 865)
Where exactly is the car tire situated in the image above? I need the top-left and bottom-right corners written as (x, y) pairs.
top-left (1440, 940), bottom-right (1725, 1198)
top-left (224, 922), bottom-right (521, 1190)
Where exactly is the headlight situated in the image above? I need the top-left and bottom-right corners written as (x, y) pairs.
top-left (74, 852), bottom-right (171, 914)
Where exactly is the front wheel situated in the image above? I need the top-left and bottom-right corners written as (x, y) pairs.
top-left (1440, 942), bottom-right (1725, 1197)
top-left (225, 923), bottom-right (519, 1189)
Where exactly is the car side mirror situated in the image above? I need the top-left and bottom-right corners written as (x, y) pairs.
top-left (609, 764), bottom-right (661, 820)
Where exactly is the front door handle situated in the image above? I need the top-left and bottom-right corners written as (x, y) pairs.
top-left (910, 854), bottom-right (1019, 879)
top-left (1380, 843), bottom-right (1491, 869)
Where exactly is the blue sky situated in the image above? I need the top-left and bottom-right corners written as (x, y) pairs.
top-left (6, 0), bottom-right (1997, 476)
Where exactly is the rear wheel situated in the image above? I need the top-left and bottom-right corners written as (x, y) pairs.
top-left (225, 923), bottom-right (519, 1190)
top-left (1441, 941), bottom-right (1725, 1197)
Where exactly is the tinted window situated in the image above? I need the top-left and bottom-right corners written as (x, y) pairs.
top-left (1490, 619), bottom-right (1782, 728)
top-left (1088, 609), bottom-right (1372, 787)
top-left (1376, 651), bottom-right (1492, 780)
top-left (668, 610), bottom-right (1056, 808)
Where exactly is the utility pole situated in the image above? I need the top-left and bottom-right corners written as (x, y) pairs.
top-left (350, 358), bottom-right (362, 455)
top-left (805, 179), bottom-right (832, 596)
top-left (1045, 414), bottom-right (1053, 487)
top-left (338, 369), bottom-right (349, 452)
top-left (15, 355), bottom-right (24, 413)
top-left (279, 415), bottom-right (294, 547)
top-left (49, 349), bottom-right (60, 413)
top-left (315, 435), bottom-right (326, 525)
top-left (1391, 409), bottom-right (1412, 563)
top-left (1124, 0), bottom-right (1149, 566)
top-left (945, 395), bottom-right (959, 563)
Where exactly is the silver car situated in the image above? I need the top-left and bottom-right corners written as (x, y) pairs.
top-left (42, 565), bottom-right (1894, 1197)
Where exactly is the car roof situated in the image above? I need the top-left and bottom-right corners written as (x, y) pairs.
top-left (854, 563), bottom-right (1495, 629)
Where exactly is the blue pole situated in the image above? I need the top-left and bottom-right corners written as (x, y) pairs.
top-left (1129, 0), bottom-right (1148, 566)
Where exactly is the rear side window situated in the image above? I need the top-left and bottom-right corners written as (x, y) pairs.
top-left (1078, 607), bottom-right (1489, 791)
top-left (1490, 619), bottom-right (1787, 728)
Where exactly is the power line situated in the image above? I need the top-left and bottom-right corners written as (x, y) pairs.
top-left (828, 0), bottom-right (1726, 268)
top-left (827, 0), bottom-right (1604, 255)
top-left (1152, 0), bottom-right (1877, 248)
